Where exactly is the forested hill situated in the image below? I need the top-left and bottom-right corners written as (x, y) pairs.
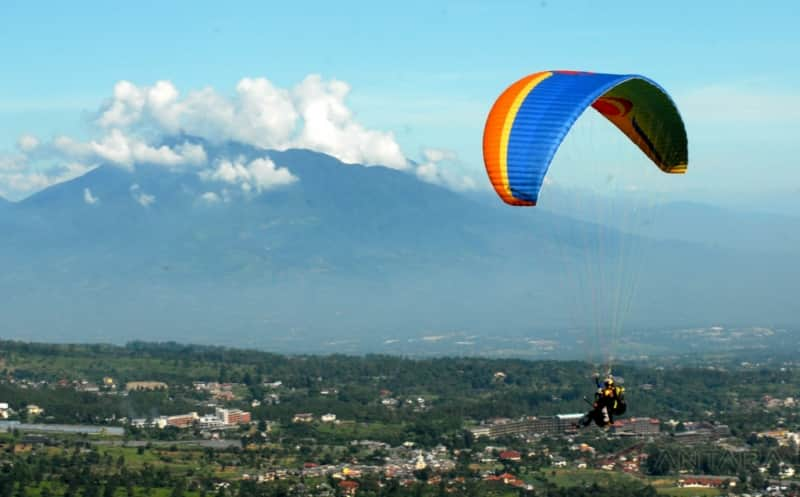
top-left (2, 340), bottom-right (797, 438)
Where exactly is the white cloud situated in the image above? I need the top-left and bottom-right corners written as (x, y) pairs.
top-left (90, 130), bottom-right (135, 166)
top-left (200, 191), bottom-right (221, 204)
top-left (136, 193), bottom-right (155, 207)
top-left (97, 79), bottom-right (299, 150)
top-left (291, 75), bottom-right (407, 169)
top-left (83, 187), bottom-right (99, 205)
top-left (58, 162), bottom-right (94, 181)
top-left (414, 148), bottom-right (477, 192)
top-left (230, 78), bottom-right (298, 147)
top-left (201, 156), bottom-right (297, 193)
top-left (97, 80), bottom-right (147, 128)
top-left (0, 154), bottom-right (94, 201)
top-left (2, 171), bottom-right (51, 196)
top-left (174, 142), bottom-right (207, 165)
top-left (415, 161), bottom-right (438, 184)
top-left (1, 74), bottom-right (461, 200)
top-left (0, 153), bottom-right (26, 173)
top-left (93, 75), bottom-right (406, 169)
top-left (422, 148), bottom-right (456, 163)
top-left (17, 134), bottom-right (40, 152)
top-left (246, 158), bottom-right (297, 191)
top-left (129, 183), bottom-right (155, 207)
top-left (53, 130), bottom-right (206, 169)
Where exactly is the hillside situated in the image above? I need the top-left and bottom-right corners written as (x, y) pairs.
top-left (0, 142), bottom-right (796, 354)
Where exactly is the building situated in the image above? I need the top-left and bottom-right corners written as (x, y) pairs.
top-left (673, 430), bottom-right (712, 444)
top-left (499, 450), bottom-right (522, 462)
top-left (0, 403), bottom-right (9, 419)
top-left (485, 472), bottom-right (526, 489)
top-left (214, 391), bottom-right (236, 402)
top-left (21, 435), bottom-right (52, 445)
top-left (678, 476), bottom-right (735, 489)
top-left (321, 413), bottom-right (337, 423)
top-left (131, 412), bottom-right (201, 430)
top-left (215, 408), bottom-right (251, 425)
top-left (757, 430), bottom-right (800, 447)
top-left (198, 414), bottom-right (226, 430)
top-left (556, 414), bottom-right (584, 431)
top-left (131, 417), bottom-right (168, 429)
top-left (293, 413), bottom-right (314, 423)
top-left (470, 414), bottom-right (584, 439)
top-left (26, 405), bottom-right (44, 417)
top-left (125, 381), bottom-right (168, 391)
top-left (672, 423), bottom-right (729, 444)
top-left (338, 480), bottom-right (359, 496)
top-left (76, 382), bottom-right (100, 393)
top-left (470, 426), bottom-right (491, 438)
top-left (681, 421), bottom-right (729, 436)
top-left (166, 412), bottom-right (199, 428)
top-left (612, 418), bottom-right (660, 436)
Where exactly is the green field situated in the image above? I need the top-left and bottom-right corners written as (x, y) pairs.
top-left (655, 487), bottom-right (722, 497)
top-left (20, 482), bottom-right (205, 497)
top-left (534, 468), bottom-right (644, 487)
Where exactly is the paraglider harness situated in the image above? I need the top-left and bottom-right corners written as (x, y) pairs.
top-left (579, 375), bottom-right (626, 428)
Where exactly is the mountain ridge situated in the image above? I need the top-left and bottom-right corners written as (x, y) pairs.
top-left (1, 142), bottom-right (796, 353)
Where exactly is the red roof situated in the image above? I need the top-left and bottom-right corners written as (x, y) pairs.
top-left (339, 480), bottom-right (359, 489)
top-left (682, 478), bottom-right (723, 487)
top-left (485, 473), bottom-right (524, 487)
top-left (499, 450), bottom-right (521, 460)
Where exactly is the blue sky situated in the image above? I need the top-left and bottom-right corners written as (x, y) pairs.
top-left (1, 1), bottom-right (799, 208)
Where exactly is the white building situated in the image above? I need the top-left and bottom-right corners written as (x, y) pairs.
top-left (198, 414), bottom-right (225, 430)
top-left (321, 413), bottom-right (337, 423)
top-left (130, 417), bottom-right (168, 429)
top-left (215, 407), bottom-right (251, 425)
top-left (26, 405), bottom-right (44, 416)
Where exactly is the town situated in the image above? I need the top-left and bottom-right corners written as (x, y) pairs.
top-left (1, 341), bottom-right (799, 497)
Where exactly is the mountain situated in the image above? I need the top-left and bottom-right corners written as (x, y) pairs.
top-left (1, 142), bottom-right (797, 355)
top-left (520, 187), bottom-right (800, 255)
top-left (644, 201), bottom-right (800, 254)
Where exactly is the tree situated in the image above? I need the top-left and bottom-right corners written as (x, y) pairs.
top-left (413, 467), bottom-right (431, 482)
top-left (768, 459), bottom-right (781, 477)
top-left (750, 471), bottom-right (767, 490)
top-left (171, 482), bottom-right (186, 497)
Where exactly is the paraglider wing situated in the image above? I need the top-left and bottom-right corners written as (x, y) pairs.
top-left (482, 70), bottom-right (688, 206)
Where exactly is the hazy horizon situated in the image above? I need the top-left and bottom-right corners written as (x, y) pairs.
top-left (1, 1), bottom-right (798, 358)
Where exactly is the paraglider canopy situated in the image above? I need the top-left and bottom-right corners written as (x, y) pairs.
top-left (483, 70), bottom-right (688, 206)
